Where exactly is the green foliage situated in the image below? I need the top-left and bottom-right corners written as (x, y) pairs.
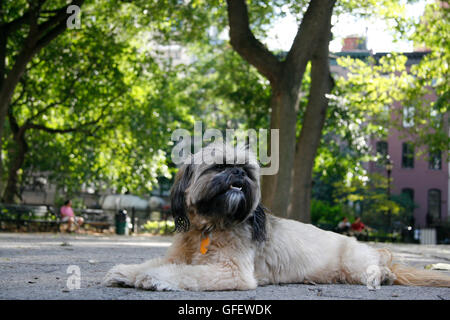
top-left (0, 207), bottom-right (14, 220)
top-left (333, 2), bottom-right (449, 159)
top-left (390, 192), bottom-right (417, 225)
top-left (141, 219), bottom-right (174, 235)
top-left (3, 0), bottom-right (198, 197)
top-left (186, 42), bottom-right (272, 131)
top-left (311, 2), bottom-right (448, 228)
top-left (2, 0), bottom-right (281, 200)
top-left (53, 195), bottom-right (85, 210)
top-left (2, 0), bottom-right (446, 215)
top-left (310, 199), bottom-right (348, 227)
top-left (397, 2), bottom-right (450, 155)
top-left (333, 173), bottom-right (413, 228)
top-left (366, 229), bottom-right (402, 243)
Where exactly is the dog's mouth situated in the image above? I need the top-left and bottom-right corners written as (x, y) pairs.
top-left (229, 181), bottom-right (243, 191)
top-left (194, 177), bottom-right (252, 225)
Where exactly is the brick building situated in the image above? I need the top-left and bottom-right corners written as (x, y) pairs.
top-left (330, 38), bottom-right (448, 228)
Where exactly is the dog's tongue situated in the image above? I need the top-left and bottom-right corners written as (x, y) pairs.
top-left (230, 185), bottom-right (242, 191)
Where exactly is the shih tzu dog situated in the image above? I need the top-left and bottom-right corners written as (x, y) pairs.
top-left (104, 142), bottom-right (450, 291)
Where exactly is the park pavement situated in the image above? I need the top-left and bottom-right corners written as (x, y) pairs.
top-left (0, 232), bottom-right (449, 300)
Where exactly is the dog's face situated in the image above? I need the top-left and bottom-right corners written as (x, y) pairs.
top-left (170, 143), bottom-right (265, 239)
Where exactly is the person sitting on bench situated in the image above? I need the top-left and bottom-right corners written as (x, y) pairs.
top-left (60, 200), bottom-right (84, 232)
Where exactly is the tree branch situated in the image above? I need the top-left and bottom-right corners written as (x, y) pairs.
top-left (25, 99), bottom-right (67, 122)
top-left (0, 30), bottom-right (6, 88)
top-left (0, 0), bottom-right (85, 140)
top-left (2, 10), bottom-right (32, 35)
top-left (226, 0), bottom-right (282, 84)
top-left (26, 117), bottom-right (101, 134)
top-left (288, 1), bottom-right (334, 221)
top-left (7, 104), bottom-right (20, 135)
top-left (25, 62), bottom-right (97, 123)
top-left (32, 20), bottom-right (66, 54)
top-left (9, 78), bottom-right (27, 107)
top-left (24, 87), bottom-right (123, 135)
top-left (284, 0), bottom-right (335, 84)
top-left (26, 123), bottom-right (83, 134)
top-left (33, 0), bottom-right (85, 54)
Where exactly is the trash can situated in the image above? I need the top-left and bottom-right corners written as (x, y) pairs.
top-left (115, 209), bottom-right (128, 235)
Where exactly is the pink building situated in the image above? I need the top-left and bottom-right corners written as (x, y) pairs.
top-left (332, 38), bottom-right (448, 228)
top-left (369, 115), bottom-right (448, 228)
top-left (368, 52), bottom-right (448, 228)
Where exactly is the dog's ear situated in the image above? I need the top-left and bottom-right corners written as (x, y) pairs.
top-left (170, 164), bottom-right (193, 232)
top-left (251, 204), bottom-right (266, 242)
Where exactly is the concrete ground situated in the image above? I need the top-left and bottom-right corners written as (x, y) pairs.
top-left (0, 232), bottom-right (449, 300)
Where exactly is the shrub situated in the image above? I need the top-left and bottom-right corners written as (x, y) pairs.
top-left (311, 199), bottom-right (350, 229)
top-left (141, 220), bottom-right (174, 235)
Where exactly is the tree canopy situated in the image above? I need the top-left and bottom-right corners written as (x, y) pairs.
top-left (0, 0), bottom-right (447, 232)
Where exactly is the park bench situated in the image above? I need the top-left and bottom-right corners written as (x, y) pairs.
top-left (0, 204), bottom-right (113, 232)
top-left (0, 204), bottom-right (60, 232)
top-left (50, 207), bottom-right (112, 232)
top-left (80, 208), bottom-right (112, 232)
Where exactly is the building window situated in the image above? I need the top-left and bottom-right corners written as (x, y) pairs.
top-left (427, 189), bottom-right (441, 223)
top-left (429, 149), bottom-right (442, 170)
top-left (376, 141), bottom-right (388, 157)
top-left (376, 141), bottom-right (388, 167)
top-left (402, 142), bottom-right (414, 168)
top-left (403, 106), bottom-right (415, 128)
top-left (401, 188), bottom-right (415, 220)
top-left (401, 188), bottom-right (414, 202)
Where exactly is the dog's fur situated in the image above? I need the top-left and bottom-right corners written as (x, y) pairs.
top-left (104, 143), bottom-right (450, 291)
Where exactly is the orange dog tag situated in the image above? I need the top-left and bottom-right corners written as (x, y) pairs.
top-left (200, 235), bottom-right (210, 255)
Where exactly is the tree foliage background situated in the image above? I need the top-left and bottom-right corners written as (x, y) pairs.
top-left (0, 0), bottom-right (447, 228)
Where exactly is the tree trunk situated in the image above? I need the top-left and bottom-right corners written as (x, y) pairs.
top-left (3, 137), bottom-right (27, 203)
top-left (226, 0), bottom-right (336, 220)
top-left (264, 84), bottom-right (300, 217)
top-left (0, 47), bottom-right (35, 199)
top-left (260, 94), bottom-right (280, 208)
top-left (0, 48), bottom-right (35, 143)
top-left (3, 112), bottom-right (28, 203)
top-left (288, 2), bottom-right (334, 222)
top-left (0, 29), bottom-right (6, 195)
top-left (261, 85), bottom-right (298, 215)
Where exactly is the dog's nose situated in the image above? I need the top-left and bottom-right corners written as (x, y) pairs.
top-left (231, 167), bottom-right (245, 177)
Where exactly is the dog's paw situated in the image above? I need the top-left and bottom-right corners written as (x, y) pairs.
top-left (134, 272), bottom-right (179, 291)
top-left (103, 264), bottom-right (137, 288)
top-left (365, 265), bottom-right (382, 290)
top-left (365, 265), bottom-right (397, 290)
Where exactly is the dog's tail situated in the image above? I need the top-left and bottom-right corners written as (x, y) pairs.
top-left (390, 264), bottom-right (450, 287)
top-left (377, 248), bottom-right (450, 287)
